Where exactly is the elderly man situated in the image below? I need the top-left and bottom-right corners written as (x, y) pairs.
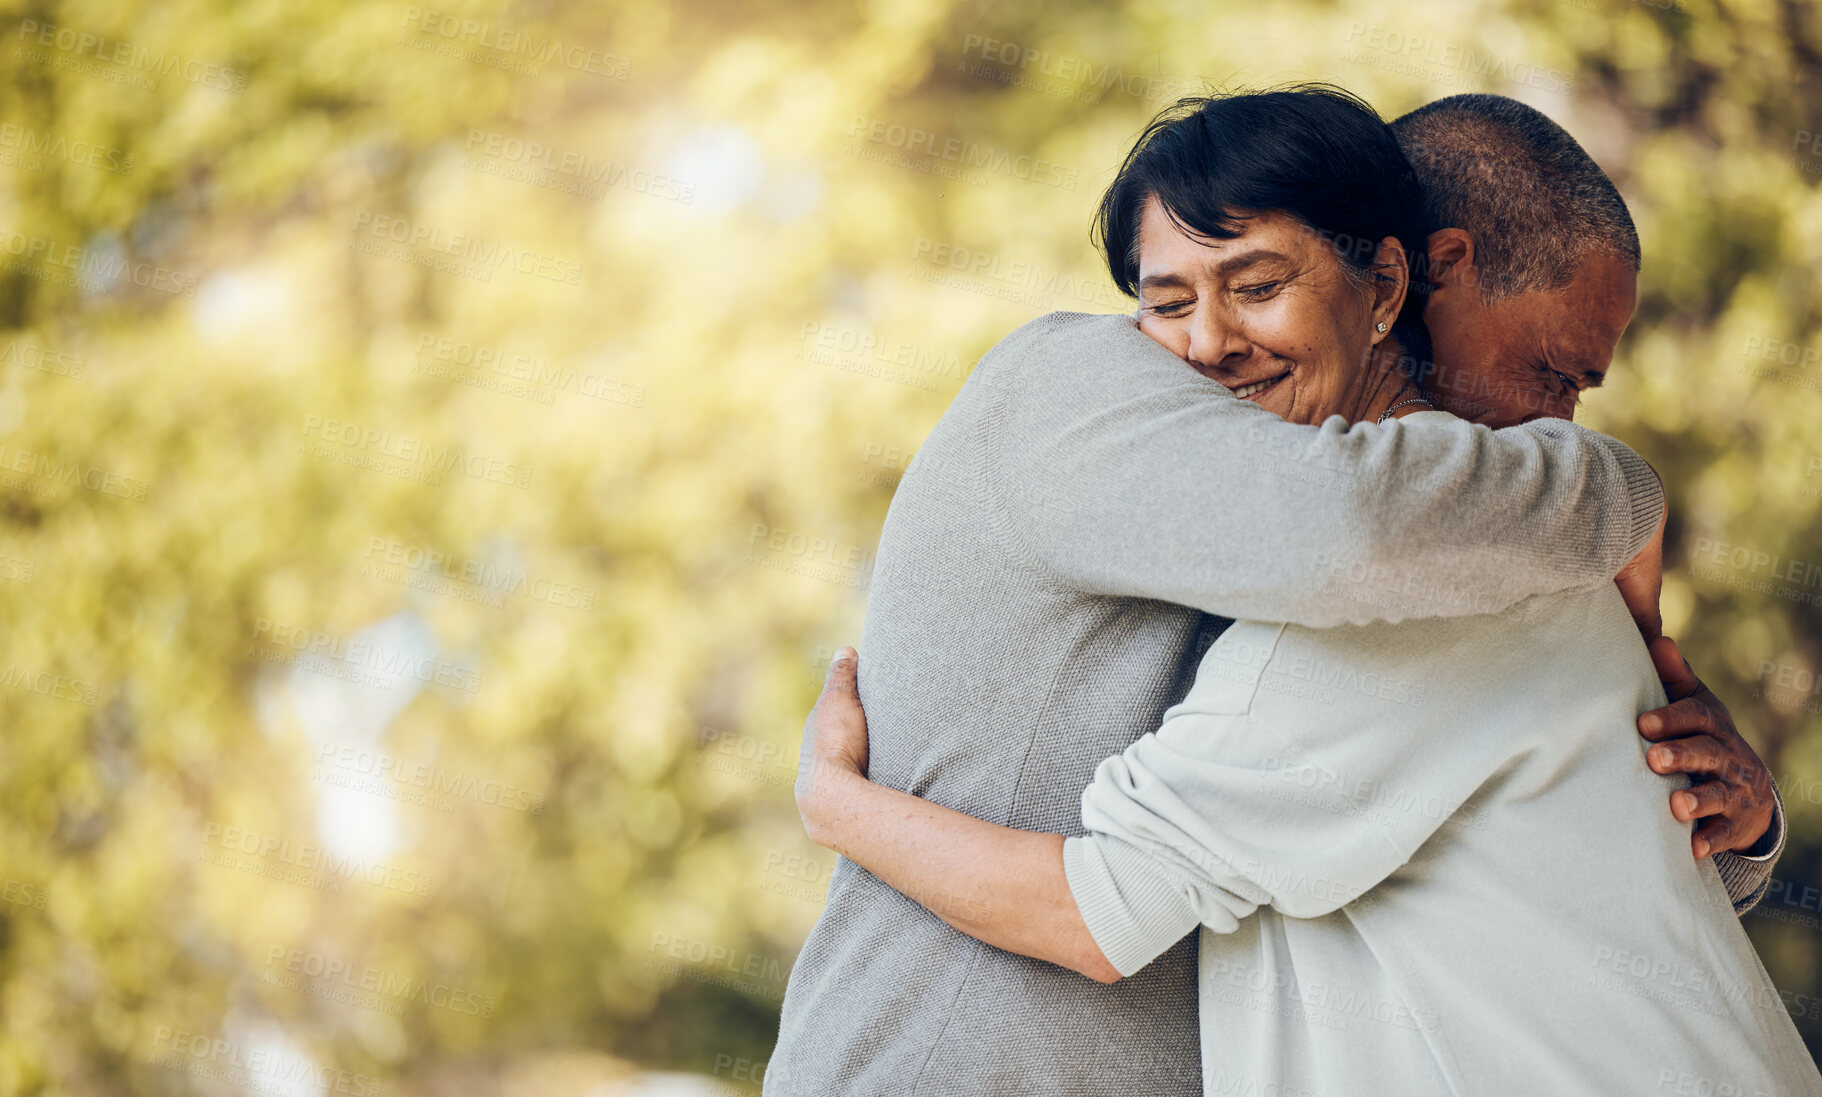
top-left (766, 93), bottom-right (1782, 1097)
top-left (1390, 94), bottom-right (1782, 868)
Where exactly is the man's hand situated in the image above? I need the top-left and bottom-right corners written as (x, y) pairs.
top-left (1614, 486), bottom-right (1666, 641)
top-left (1638, 636), bottom-right (1775, 860)
top-left (795, 647), bottom-right (870, 846)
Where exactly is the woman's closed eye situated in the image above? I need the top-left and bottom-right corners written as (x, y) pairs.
top-left (1143, 299), bottom-right (1195, 317)
top-left (1235, 280), bottom-right (1283, 301)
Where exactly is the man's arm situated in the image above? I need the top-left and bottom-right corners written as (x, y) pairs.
top-left (987, 315), bottom-right (1663, 627)
top-left (1639, 636), bottom-right (1785, 911)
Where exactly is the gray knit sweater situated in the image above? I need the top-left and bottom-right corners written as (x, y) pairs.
top-left (766, 312), bottom-right (1753, 1097)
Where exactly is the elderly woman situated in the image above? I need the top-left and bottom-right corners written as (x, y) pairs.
top-left (791, 89), bottom-right (1818, 1095)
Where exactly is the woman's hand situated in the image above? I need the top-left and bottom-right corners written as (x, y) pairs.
top-left (794, 647), bottom-right (870, 848)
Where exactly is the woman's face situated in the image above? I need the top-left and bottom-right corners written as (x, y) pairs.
top-left (1134, 197), bottom-right (1404, 426)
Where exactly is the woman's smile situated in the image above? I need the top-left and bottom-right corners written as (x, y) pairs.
top-left (1231, 373), bottom-right (1289, 400)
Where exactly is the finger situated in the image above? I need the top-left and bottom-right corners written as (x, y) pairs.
top-left (808, 647), bottom-right (869, 774)
top-left (1638, 697), bottom-right (1719, 741)
top-left (1692, 816), bottom-right (1737, 861)
top-left (1645, 735), bottom-right (1726, 777)
top-left (1646, 635), bottom-right (1700, 700)
top-left (1668, 780), bottom-right (1730, 823)
top-left (802, 648), bottom-right (859, 767)
top-left (817, 646), bottom-right (860, 707)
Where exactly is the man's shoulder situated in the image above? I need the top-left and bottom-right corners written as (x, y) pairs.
top-left (1009, 309), bottom-right (1138, 341)
top-left (975, 311), bottom-right (1150, 383)
top-left (972, 310), bottom-right (1215, 421)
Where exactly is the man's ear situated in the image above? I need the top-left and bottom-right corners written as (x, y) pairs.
top-left (1424, 228), bottom-right (1477, 291)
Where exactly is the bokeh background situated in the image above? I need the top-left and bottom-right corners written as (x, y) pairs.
top-left (1, 0), bottom-right (1819, 1091)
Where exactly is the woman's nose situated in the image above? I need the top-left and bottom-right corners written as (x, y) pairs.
top-left (1185, 303), bottom-right (1251, 375)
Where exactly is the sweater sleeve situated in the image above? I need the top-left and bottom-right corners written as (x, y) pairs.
top-left (988, 312), bottom-right (1663, 628)
top-left (1057, 617), bottom-right (1504, 978)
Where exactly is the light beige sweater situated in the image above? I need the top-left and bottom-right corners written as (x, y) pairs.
top-left (1066, 567), bottom-right (1812, 1095)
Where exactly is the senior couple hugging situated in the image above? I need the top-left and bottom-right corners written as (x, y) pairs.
top-left (766, 85), bottom-right (1821, 1095)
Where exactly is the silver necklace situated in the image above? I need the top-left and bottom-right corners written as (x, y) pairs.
top-left (1376, 396), bottom-right (1433, 424)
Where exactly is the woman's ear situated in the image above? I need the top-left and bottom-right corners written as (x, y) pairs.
top-left (1369, 235), bottom-right (1409, 337)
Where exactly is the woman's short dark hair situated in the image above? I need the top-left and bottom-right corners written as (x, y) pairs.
top-left (1094, 83), bottom-right (1431, 357)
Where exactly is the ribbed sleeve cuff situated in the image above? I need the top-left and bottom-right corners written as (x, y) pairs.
top-left (1062, 835), bottom-right (1204, 978)
top-left (1610, 439), bottom-right (1665, 563)
top-left (1528, 418), bottom-right (1664, 564)
top-left (1716, 784), bottom-right (1784, 915)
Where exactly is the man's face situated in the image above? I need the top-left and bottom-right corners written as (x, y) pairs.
top-left (1420, 246), bottom-right (1638, 427)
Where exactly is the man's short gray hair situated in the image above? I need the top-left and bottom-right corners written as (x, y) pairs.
top-left (1390, 94), bottom-right (1640, 303)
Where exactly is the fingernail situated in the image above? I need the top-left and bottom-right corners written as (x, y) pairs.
top-left (1694, 837), bottom-right (1710, 858)
top-left (1649, 747), bottom-right (1671, 768)
top-left (1639, 714), bottom-right (1660, 733)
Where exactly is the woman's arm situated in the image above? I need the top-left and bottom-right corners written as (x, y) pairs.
top-left (992, 313), bottom-right (1665, 628)
top-left (796, 651), bottom-right (1121, 983)
top-left (803, 764), bottom-right (1120, 983)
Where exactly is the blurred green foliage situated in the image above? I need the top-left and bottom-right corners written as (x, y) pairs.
top-left (0, 0), bottom-right (1816, 1092)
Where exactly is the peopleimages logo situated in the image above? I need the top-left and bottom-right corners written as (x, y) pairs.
top-left (0, 443), bottom-right (148, 500)
top-left (350, 211), bottom-right (583, 286)
top-left (0, 228), bottom-right (198, 296)
top-left (15, 20), bottom-right (248, 92)
top-left (0, 123), bottom-right (131, 174)
top-left (908, 238), bottom-right (1123, 310)
top-left (1342, 22), bottom-right (1574, 94)
top-left (0, 338), bottom-right (85, 379)
top-left (314, 741), bottom-right (546, 815)
top-left (148, 1028), bottom-right (383, 1095)
top-left (399, 7), bottom-right (629, 79)
top-left (264, 945), bottom-right (496, 1018)
top-left (249, 617), bottom-right (483, 693)
top-left (413, 333), bottom-right (646, 408)
top-left (847, 117), bottom-right (1079, 190)
top-left (461, 129), bottom-right (695, 204)
top-left (300, 413), bottom-right (532, 488)
top-left (1690, 538), bottom-right (1822, 591)
top-left (957, 33), bottom-right (1193, 104)
top-left (199, 822), bottom-right (434, 896)
top-left (363, 535), bottom-right (596, 613)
